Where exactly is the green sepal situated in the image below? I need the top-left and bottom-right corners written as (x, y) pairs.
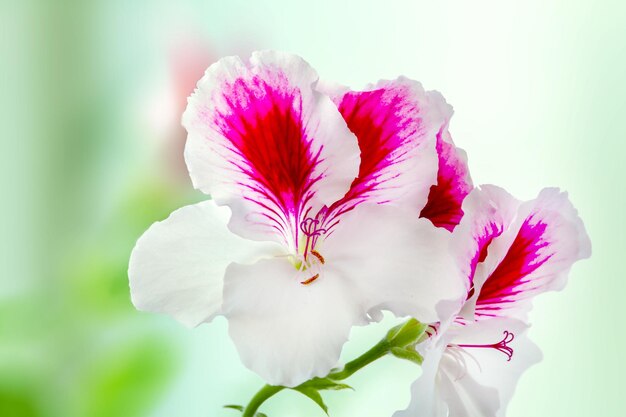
top-left (386, 318), bottom-right (428, 348)
top-left (293, 387), bottom-right (328, 415)
top-left (291, 377), bottom-right (353, 415)
top-left (390, 346), bottom-right (424, 365)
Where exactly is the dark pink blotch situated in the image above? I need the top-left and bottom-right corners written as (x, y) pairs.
top-left (321, 85), bottom-right (427, 225)
top-left (419, 129), bottom-right (472, 231)
top-left (213, 73), bottom-right (323, 243)
top-left (476, 216), bottom-right (554, 316)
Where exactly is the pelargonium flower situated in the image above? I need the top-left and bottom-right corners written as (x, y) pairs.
top-left (128, 51), bottom-right (465, 387)
top-left (396, 185), bottom-right (591, 417)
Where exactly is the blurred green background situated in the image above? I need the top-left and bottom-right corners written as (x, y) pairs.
top-left (2, 1), bottom-right (624, 416)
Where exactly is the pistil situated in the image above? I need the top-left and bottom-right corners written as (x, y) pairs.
top-left (299, 217), bottom-right (327, 260)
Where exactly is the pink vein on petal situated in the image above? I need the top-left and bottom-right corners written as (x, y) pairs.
top-left (420, 129), bottom-right (472, 231)
top-left (320, 85), bottom-right (428, 227)
top-left (476, 216), bottom-right (554, 316)
top-left (212, 73), bottom-right (324, 246)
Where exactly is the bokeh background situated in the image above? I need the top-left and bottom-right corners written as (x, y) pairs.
top-left (2, 1), bottom-right (624, 416)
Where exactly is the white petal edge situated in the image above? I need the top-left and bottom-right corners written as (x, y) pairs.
top-left (129, 200), bottom-right (280, 327)
top-left (448, 318), bottom-right (543, 417)
top-left (222, 257), bottom-right (367, 387)
top-left (321, 203), bottom-right (467, 324)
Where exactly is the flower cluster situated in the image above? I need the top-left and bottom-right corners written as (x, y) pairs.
top-left (128, 51), bottom-right (590, 416)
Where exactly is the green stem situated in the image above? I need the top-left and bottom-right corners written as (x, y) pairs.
top-left (241, 338), bottom-right (391, 416)
top-left (327, 338), bottom-right (390, 380)
top-left (242, 384), bottom-right (285, 417)
top-left (239, 318), bottom-right (425, 416)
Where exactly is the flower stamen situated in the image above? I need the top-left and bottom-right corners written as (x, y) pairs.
top-left (456, 330), bottom-right (515, 361)
top-left (300, 274), bottom-right (320, 285)
top-left (310, 250), bottom-right (325, 264)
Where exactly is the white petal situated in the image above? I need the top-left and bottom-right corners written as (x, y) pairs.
top-left (448, 318), bottom-right (543, 417)
top-left (394, 340), bottom-right (449, 417)
top-left (399, 318), bottom-right (540, 417)
top-left (128, 201), bottom-right (279, 327)
top-left (437, 357), bottom-right (500, 417)
top-left (321, 204), bottom-right (467, 324)
top-left (222, 257), bottom-right (366, 387)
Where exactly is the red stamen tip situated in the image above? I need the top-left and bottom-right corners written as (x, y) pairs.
top-left (300, 273), bottom-right (319, 285)
top-left (310, 250), bottom-right (325, 264)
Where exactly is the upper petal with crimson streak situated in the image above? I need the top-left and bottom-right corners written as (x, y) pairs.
top-left (183, 51), bottom-right (360, 248)
top-left (321, 77), bottom-right (447, 223)
top-left (472, 188), bottom-right (591, 320)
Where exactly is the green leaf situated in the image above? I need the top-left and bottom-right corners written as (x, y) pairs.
top-left (390, 346), bottom-right (424, 365)
top-left (224, 404), bottom-right (245, 412)
top-left (223, 404), bottom-right (267, 416)
top-left (293, 387), bottom-right (329, 415)
top-left (298, 377), bottom-right (353, 391)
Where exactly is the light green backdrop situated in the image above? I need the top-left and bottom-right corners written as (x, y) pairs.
top-left (2, 1), bottom-right (624, 416)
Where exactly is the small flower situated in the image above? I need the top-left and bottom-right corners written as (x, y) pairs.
top-left (397, 185), bottom-right (591, 417)
top-left (129, 51), bottom-right (465, 387)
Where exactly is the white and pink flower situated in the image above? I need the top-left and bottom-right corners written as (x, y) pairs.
top-left (128, 51), bottom-right (465, 387)
top-left (397, 185), bottom-right (591, 417)
top-left (128, 51), bottom-right (591, 412)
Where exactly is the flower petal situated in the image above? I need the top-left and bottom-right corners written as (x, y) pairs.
top-left (128, 201), bottom-right (278, 327)
top-left (221, 258), bottom-right (366, 387)
top-left (397, 318), bottom-right (540, 417)
top-left (393, 340), bottom-right (450, 417)
top-left (452, 186), bottom-right (521, 299)
top-left (437, 357), bottom-right (501, 417)
top-left (419, 103), bottom-right (473, 232)
top-left (474, 188), bottom-right (591, 320)
top-left (321, 78), bottom-right (448, 223)
top-left (446, 318), bottom-right (542, 417)
top-left (321, 204), bottom-right (466, 323)
top-left (183, 51), bottom-right (360, 248)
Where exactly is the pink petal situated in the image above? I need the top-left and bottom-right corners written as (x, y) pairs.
top-left (419, 118), bottom-right (473, 232)
top-left (183, 52), bottom-right (360, 248)
top-left (475, 188), bottom-right (591, 320)
top-left (320, 78), bottom-right (447, 224)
